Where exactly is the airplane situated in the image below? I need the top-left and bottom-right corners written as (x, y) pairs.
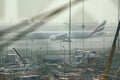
top-left (26, 20), bottom-right (106, 42)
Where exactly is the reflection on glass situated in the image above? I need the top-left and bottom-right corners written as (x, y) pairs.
top-left (0, 0), bottom-right (119, 80)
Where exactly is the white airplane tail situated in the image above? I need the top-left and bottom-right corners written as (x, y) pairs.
top-left (88, 20), bottom-right (106, 37)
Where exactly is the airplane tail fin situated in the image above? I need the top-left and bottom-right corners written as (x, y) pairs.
top-left (88, 20), bottom-right (106, 37)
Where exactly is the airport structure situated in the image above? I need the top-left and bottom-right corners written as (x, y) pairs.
top-left (0, 0), bottom-right (120, 80)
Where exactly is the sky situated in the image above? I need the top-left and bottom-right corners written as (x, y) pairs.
top-left (0, 0), bottom-right (119, 24)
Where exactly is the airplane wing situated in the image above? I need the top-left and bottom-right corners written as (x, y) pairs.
top-left (88, 20), bottom-right (106, 37)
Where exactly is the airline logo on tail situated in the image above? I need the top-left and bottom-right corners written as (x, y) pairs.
top-left (88, 20), bottom-right (106, 37)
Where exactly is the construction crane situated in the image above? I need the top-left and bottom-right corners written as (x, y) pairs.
top-left (101, 21), bottom-right (120, 80)
top-left (13, 48), bottom-right (26, 64)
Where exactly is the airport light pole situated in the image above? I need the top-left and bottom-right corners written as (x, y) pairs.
top-left (69, 0), bottom-right (72, 64)
top-left (62, 46), bottom-right (65, 80)
top-left (39, 47), bottom-right (42, 53)
top-left (31, 50), bottom-right (33, 61)
top-left (62, 46), bottom-right (65, 63)
top-left (39, 47), bottom-right (42, 64)
top-left (46, 39), bottom-right (48, 55)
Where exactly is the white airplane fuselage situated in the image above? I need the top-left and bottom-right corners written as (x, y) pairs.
top-left (27, 31), bottom-right (103, 40)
